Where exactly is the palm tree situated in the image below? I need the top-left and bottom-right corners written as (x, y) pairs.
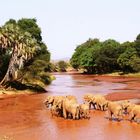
top-left (0, 24), bottom-right (38, 86)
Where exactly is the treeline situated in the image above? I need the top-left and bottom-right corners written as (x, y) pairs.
top-left (46, 61), bottom-right (69, 72)
top-left (0, 18), bottom-right (52, 91)
top-left (70, 35), bottom-right (140, 74)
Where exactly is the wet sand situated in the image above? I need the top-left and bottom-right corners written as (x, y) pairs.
top-left (0, 74), bottom-right (140, 140)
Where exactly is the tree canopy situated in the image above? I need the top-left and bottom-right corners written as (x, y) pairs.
top-left (70, 35), bottom-right (140, 74)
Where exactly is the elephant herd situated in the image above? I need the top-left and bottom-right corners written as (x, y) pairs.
top-left (44, 93), bottom-right (140, 123)
top-left (44, 95), bottom-right (90, 119)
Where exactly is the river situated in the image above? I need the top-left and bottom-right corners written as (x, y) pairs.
top-left (0, 73), bottom-right (140, 140)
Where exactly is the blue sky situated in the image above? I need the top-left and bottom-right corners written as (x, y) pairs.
top-left (0, 0), bottom-right (140, 60)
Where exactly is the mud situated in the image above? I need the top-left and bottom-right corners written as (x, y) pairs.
top-left (0, 74), bottom-right (140, 140)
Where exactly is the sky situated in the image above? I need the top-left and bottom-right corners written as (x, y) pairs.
top-left (0, 0), bottom-right (140, 60)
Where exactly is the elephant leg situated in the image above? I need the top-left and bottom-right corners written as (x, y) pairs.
top-left (115, 114), bottom-right (121, 121)
top-left (114, 110), bottom-right (121, 121)
top-left (113, 111), bottom-right (118, 120)
top-left (134, 116), bottom-right (140, 123)
top-left (89, 102), bottom-right (92, 109)
top-left (97, 104), bottom-right (101, 110)
top-left (100, 105), bottom-right (102, 111)
top-left (118, 110), bottom-right (123, 121)
top-left (63, 108), bottom-right (67, 119)
top-left (72, 112), bottom-right (76, 120)
top-left (108, 110), bottom-right (113, 120)
top-left (103, 105), bottom-right (106, 111)
top-left (100, 105), bottom-right (103, 111)
top-left (104, 104), bottom-right (108, 111)
top-left (102, 105), bottom-right (105, 111)
top-left (96, 104), bottom-right (100, 110)
top-left (85, 110), bottom-right (90, 119)
top-left (129, 112), bottom-right (135, 122)
top-left (68, 113), bottom-right (72, 119)
top-left (76, 111), bottom-right (80, 120)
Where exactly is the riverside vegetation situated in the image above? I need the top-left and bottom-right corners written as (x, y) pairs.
top-left (70, 36), bottom-right (140, 74)
top-left (0, 18), bottom-right (52, 92)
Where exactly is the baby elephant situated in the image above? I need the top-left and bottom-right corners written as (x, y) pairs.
top-left (44, 95), bottom-right (55, 108)
top-left (80, 103), bottom-right (90, 119)
top-left (50, 105), bottom-right (60, 117)
top-left (107, 101), bottom-right (123, 121)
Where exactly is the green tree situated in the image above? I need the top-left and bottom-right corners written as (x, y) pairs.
top-left (57, 61), bottom-right (68, 72)
top-left (5, 19), bottom-right (16, 25)
top-left (0, 23), bottom-right (38, 85)
top-left (135, 34), bottom-right (140, 56)
top-left (17, 18), bottom-right (42, 43)
top-left (117, 47), bottom-right (140, 72)
top-left (0, 18), bottom-right (51, 90)
top-left (70, 38), bottom-right (122, 74)
top-left (70, 38), bottom-right (100, 70)
top-left (94, 39), bottom-right (121, 73)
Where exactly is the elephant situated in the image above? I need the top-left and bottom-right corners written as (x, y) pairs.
top-left (83, 93), bottom-right (102, 109)
top-left (44, 95), bottom-right (64, 108)
top-left (87, 94), bottom-right (107, 110)
top-left (44, 95), bottom-right (55, 108)
top-left (79, 103), bottom-right (90, 119)
top-left (107, 101), bottom-right (123, 121)
top-left (62, 97), bottom-right (80, 120)
top-left (128, 104), bottom-right (140, 123)
top-left (83, 93), bottom-right (94, 103)
top-left (121, 102), bottom-right (140, 123)
top-left (134, 112), bottom-right (140, 123)
top-left (53, 96), bottom-right (65, 117)
top-left (92, 95), bottom-right (108, 111)
top-left (127, 104), bottom-right (136, 114)
top-left (50, 105), bottom-right (61, 117)
top-left (53, 96), bottom-right (64, 107)
top-left (120, 100), bottom-right (131, 114)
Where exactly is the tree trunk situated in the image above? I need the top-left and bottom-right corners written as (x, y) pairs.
top-left (0, 45), bottom-right (20, 86)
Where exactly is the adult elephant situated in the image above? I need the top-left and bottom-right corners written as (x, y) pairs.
top-left (107, 101), bottom-right (123, 121)
top-left (44, 95), bottom-right (63, 108)
top-left (86, 94), bottom-right (107, 110)
top-left (62, 97), bottom-right (80, 120)
top-left (93, 95), bottom-right (108, 111)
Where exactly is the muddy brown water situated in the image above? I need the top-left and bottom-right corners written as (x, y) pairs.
top-left (0, 73), bottom-right (140, 140)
